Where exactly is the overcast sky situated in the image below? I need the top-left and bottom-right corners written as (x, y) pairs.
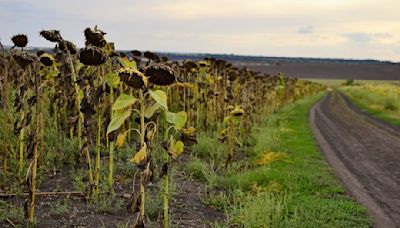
top-left (1, 0), bottom-right (399, 61)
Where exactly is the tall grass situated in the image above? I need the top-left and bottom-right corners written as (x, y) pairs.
top-left (341, 83), bottom-right (400, 125)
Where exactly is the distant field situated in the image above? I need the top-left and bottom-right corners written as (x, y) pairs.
top-left (242, 62), bottom-right (400, 80)
top-left (305, 79), bottom-right (400, 88)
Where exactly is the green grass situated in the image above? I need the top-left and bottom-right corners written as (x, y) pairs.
top-left (340, 84), bottom-right (400, 125)
top-left (306, 78), bottom-right (400, 88)
top-left (210, 93), bottom-right (372, 227)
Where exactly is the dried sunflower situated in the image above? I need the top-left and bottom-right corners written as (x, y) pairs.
top-left (84, 27), bottom-right (106, 47)
top-left (36, 50), bottom-right (45, 57)
top-left (161, 56), bottom-right (169, 62)
top-left (144, 51), bottom-right (158, 60)
top-left (40, 30), bottom-right (62, 42)
top-left (39, 53), bottom-right (55, 66)
top-left (228, 71), bottom-right (239, 81)
top-left (79, 46), bottom-right (107, 66)
top-left (12, 52), bottom-right (34, 68)
top-left (183, 60), bottom-right (197, 70)
top-left (11, 34), bottom-right (28, 48)
top-left (145, 64), bottom-right (176, 86)
top-left (131, 50), bottom-right (142, 57)
top-left (119, 68), bottom-right (148, 89)
top-left (230, 107), bottom-right (245, 117)
top-left (58, 40), bottom-right (78, 55)
top-left (198, 61), bottom-right (208, 67)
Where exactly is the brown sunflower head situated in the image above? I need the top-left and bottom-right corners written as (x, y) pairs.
top-left (161, 56), bottom-right (169, 62)
top-left (36, 50), bottom-right (45, 57)
top-left (79, 46), bottom-right (107, 66)
top-left (39, 53), bottom-right (55, 66)
top-left (40, 30), bottom-right (62, 42)
top-left (228, 71), bottom-right (239, 81)
top-left (183, 60), bottom-right (197, 70)
top-left (230, 107), bottom-right (245, 117)
top-left (198, 61), bottom-right (208, 68)
top-left (12, 52), bottom-right (34, 68)
top-left (84, 27), bottom-right (107, 47)
top-left (59, 40), bottom-right (78, 55)
top-left (215, 59), bottom-right (226, 68)
top-left (145, 64), bottom-right (176, 86)
top-left (11, 34), bottom-right (28, 48)
top-left (131, 50), bottom-right (142, 57)
top-left (119, 68), bottom-right (148, 89)
top-left (144, 51), bottom-right (159, 60)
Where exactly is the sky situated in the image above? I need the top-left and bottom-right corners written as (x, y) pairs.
top-left (1, 0), bottom-right (400, 61)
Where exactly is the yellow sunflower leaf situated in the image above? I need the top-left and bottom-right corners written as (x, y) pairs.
top-left (168, 140), bottom-right (184, 159)
top-left (130, 143), bottom-right (147, 164)
top-left (116, 131), bottom-right (128, 149)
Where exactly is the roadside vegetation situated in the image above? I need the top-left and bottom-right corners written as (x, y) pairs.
top-left (340, 83), bottom-right (400, 125)
top-left (189, 93), bottom-right (373, 227)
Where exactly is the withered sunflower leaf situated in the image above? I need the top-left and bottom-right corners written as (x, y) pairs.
top-left (149, 90), bottom-right (168, 110)
top-left (168, 139), bottom-right (184, 159)
top-left (130, 143), bottom-right (147, 164)
top-left (107, 109), bottom-right (131, 134)
top-left (112, 93), bottom-right (137, 110)
top-left (144, 102), bottom-right (160, 119)
top-left (115, 131), bottom-right (128, 149)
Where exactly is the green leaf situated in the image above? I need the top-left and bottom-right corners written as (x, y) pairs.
top-left (112, 94), bottom-right (137, 110)
top-left (107, 109), bottom-right (131, 134)
top-left (168, 139), bottom-right (184, 159)
top-left (149, 90), bottom-right (168, 110)
top-left (119, 57), bottom-right (137, 69)
top-left (144, 102), bottom-right (160, 118)
top-left (166, 111), bottom-right (187, 130)
top-left (105, 72), bottom-right (120, 89)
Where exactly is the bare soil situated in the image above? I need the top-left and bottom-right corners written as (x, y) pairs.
top-left (246, 62), bottom-right (400, 80)
top-left (0, 155), bottom-right (225, 227)
top-left (310, 92), bottom-right (400, 228)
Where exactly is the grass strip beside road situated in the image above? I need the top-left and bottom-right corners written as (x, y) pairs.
top-left (192, 93), bottom-right (372, 227)
top-left (340, 84), bottom-right (400, 126)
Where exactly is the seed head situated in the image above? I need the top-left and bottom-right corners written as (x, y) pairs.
top-left (40, 30), bottom-right (62, 42)
top-left (145, 64), bottom-right (176, 86)
top-left (11, 34), bottom-right (28, 48)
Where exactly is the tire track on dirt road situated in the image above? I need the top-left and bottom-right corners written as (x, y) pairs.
top-left (310, 92), bottom-right (400, 228)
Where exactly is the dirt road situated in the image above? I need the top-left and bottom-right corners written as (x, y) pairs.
top-left (310, 92), bottom-right (400, 228)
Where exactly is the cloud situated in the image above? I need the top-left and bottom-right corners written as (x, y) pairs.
top-left (1, 0), bottom-right (400, 61)
top-left (297, 26), bottom-right (314, 34)
top-left (343, 32), bottom-right (394, 43)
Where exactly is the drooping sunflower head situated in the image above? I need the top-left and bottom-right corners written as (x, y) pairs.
top-left (40, 30), bottom-right (62, 42)
top-left (198, 61), bottom-right (208, 68)
top-left (183, 60), bottom-right (197, 71)
top-left (11, 34), bottom-right (28, 48)
top-left (131, 50), bottom-right (142, 58)
top-left (230, 107), bottom-right (245, 117)
top-left (84, 27), bottom-right (107, 47)
top-left (39, 53), bottom-right (55, 66)
top-left (36, 50), bottom-right (45, 57)
top-left (119, 68), bottom-right (148, 89)
top-left (228, 70), bottom-right (239, 81)
top-left (12, 52), bottom-right (34, 68)
top-left (79, 46), bottom-right (107, 66)
top-left (161, 56), bottom-right (169, 62)
top-left (215, 59), bottom-right (226, 68)
top-left (145, 64), bottom-right (176, 86)
top-left (58, 40), bottom-right (78, 55)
